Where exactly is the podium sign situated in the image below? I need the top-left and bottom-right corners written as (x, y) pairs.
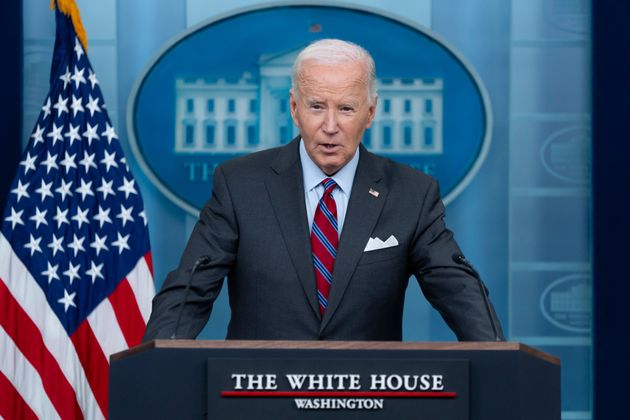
top-left (208, 358), bottom-right (469, 419)
top-left (109, 341), bottom-right (560, 420)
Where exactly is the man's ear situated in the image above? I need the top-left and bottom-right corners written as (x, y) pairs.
top-left (366, 94), bottom-right (378, 128)
top-left (289, 89), bottom-right (299, 126)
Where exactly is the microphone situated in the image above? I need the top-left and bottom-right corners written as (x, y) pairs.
top-left (452, 253), bottom-right (502, 341)
top-left (170, 255), bottom-right (211, 340)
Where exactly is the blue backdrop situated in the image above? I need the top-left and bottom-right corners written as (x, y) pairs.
top-left (11, 1), bottom-right (614, 418)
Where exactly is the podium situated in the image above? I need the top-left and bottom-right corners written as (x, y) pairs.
top-left (109, 340), bottom-right (559, 419)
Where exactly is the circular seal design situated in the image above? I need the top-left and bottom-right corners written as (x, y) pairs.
top-left (540, 125), bottom-right (590, 184)
top-left (128, 3), bottom-right (492, 215)
top-left (539, 273), bottom-right (591, 333)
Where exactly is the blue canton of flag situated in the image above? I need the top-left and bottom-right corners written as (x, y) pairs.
top-left (0, 5), bottom-right (154, 420)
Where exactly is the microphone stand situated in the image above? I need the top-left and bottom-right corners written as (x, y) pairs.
top-left (170, 255), bottom-right (210, 340)
top-left (452, 253), bottom-right (503, 341)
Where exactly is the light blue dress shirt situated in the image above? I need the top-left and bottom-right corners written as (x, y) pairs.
top-left (299, 139), bottom-right (360, 237)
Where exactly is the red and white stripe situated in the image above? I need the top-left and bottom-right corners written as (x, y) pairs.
top-left (0, 233), bottom-right (154, 420)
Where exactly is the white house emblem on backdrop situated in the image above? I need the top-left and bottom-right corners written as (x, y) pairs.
top-left (128, 4), bottom-right (491, 216)
top-left (174, 48), bottom-right (443, 155)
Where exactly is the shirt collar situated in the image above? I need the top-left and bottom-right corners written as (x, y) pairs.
top-left (299, 138), bottom-right (360, 195)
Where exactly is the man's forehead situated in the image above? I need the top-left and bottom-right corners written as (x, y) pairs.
top-left (298, 64), bottom-right (368, 89)
top-left (298, 83), bottom-right (366, 102)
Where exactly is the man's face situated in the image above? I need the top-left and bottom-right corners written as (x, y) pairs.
top-left (290, 60), bottom-right (377, 175)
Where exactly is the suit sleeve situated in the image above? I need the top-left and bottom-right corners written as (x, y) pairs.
top-left (410, 179), bottom-right (505, 341)
top-left (142, 166), bottom-right (239, 340)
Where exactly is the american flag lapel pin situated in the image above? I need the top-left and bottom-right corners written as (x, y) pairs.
top-left (368, 188), bottom-right (379, 197)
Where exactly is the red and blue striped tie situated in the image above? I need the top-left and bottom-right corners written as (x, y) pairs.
top-left (311, 178), bottom-right (338, 316)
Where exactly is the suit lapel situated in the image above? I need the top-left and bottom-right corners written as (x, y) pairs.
top-left (320, 146), bottom-right (388, 333)
top-left (265, 138), bottom-right (321, 319)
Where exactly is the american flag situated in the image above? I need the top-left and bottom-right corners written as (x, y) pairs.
top-left (0, 6), bottom-right (154, 420)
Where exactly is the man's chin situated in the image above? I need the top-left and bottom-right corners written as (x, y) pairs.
top-left (317, 160), bottom-right (342, 176)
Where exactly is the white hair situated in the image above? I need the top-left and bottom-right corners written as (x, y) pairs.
top-left (291, 39), bottom-right (377, 103)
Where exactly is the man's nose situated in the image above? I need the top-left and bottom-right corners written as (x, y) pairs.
top-left (322, 109), bottom-right (339, 134)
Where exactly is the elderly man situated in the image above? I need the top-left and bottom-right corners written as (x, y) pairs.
top-left (143, 39), bottom-right (504, 342)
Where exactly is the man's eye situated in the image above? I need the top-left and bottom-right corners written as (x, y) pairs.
top-left (310, 104), bottom-right (323, 110)
top-left (340, 106), bottom-right (354, 112)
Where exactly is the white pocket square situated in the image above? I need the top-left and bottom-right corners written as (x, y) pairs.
top-left (364, 235), bottom-right (399, 252)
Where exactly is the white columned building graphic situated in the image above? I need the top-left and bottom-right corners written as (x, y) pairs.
top-left (174, 48), bottom-right (443, 155)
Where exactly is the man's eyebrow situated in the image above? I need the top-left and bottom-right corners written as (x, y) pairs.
top-left (339, 98), bottom-right (361, 107)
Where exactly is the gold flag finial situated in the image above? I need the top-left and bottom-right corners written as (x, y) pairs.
top-left (50, 0), bottom-right (88, 53)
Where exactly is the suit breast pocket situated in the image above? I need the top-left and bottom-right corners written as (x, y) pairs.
top-left (357, 245), bottom-right (405, 266)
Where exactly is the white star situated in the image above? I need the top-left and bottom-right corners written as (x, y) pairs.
top-left (55, 179), bottom-right (73, 202)
top-left (67, 234), bottom-right (86, 257)
top-left (94, 206), bottom-right (112, 228)
top-left (139, 209), bottom-right (148, 226)
top-left (88, 69), bottom-right (99, 89)
top-left (63, 262), bottom-right (81, 285)
top-left (53, 206), bottom-right (69, 228)
top-left (101, 123), bottom-right (118, 144)
top-left (70, 66), bottom-right (86, 90)
top-left (79, 151), bottom-right (97, 172)
top-left (100, 150), bottom-right (118, 172)
top-left (70, 95), bottom-right (84, 117)
top-left (42, 262), bottom-right (60, 284)
top-left (60, 151), bottom-right (78, 173)
top-left (76, 179), bottom-right (95, 201)
top-left (71, 206), bottom-right (89, 229)
top-left (74, 38), bottom-right (84, 60)
top-left (46, 123), bottom-right (64, 146)
top-left (31, 124), bottom-right (45, 145)
top-left (83, 122), bottom-right (99, 145)
top-left (116, 204), bottom-right (134, 227)
top-left (24, 234), bottom-right (42, 256)
top-left (90, 233), bottom-right (109, 256)
top-left (97, 178), bottom-right (115, 200)
top-left (10, 180), bottom-right (30, 203)
top-left (48, 234), bottom-right (65, 257)
top-left (85, 94), bottom-right (101, 117)
top-left (41, 98), bottom-right (51, 119)
top-left (53, 95), bottom-right (69, 117)
top-left (41, 151), bottom-right (59, 174)
top-left (57, 289), bottom-right (77, 312)
top-left (19, 152), bottom-right (37, 174)
top-left (4, 207), bottom-right (24, 229)
top-left (64, 123), bottom-right (82, 145)
top-left (35, 179), bottom-right (54, 202)
top-left (85, 261), bottom-right (105, 284)
top-left (59, 66), bottom-right (71, 89)
top-left (111, 232), bottom-right (131, 254)
top-left (118, 177), bottom-right (137, 199)
top-left (29, 207), bottom-right (48, 229)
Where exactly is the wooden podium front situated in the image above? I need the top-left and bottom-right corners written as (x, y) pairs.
top-left (109, 340), bottom-right (559, 419)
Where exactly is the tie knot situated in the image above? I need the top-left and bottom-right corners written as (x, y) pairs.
top-left (321, 178), bottom-right (337, 195)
